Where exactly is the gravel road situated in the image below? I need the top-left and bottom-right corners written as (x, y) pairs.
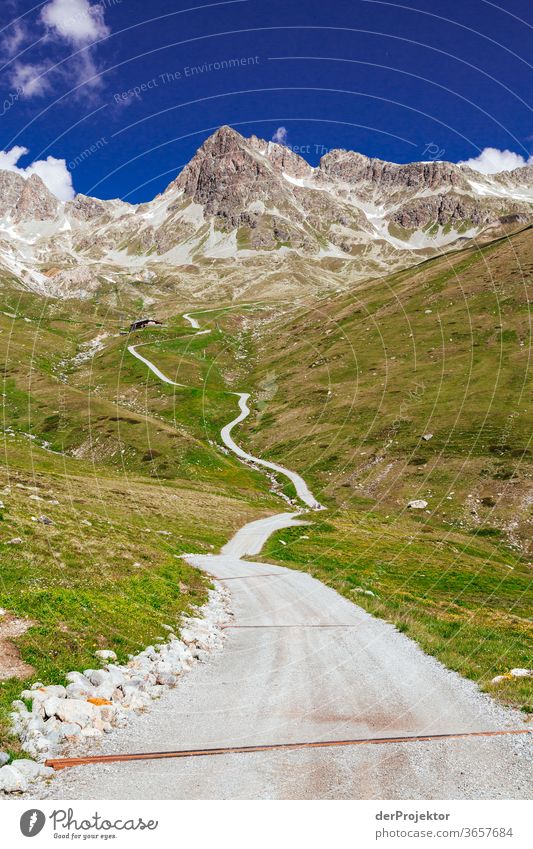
top-left (34, 514), bottom-right (531, 800)
top-left (30, 331), bottom-right (530, 800)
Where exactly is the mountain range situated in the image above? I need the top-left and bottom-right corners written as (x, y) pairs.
top-left (1, 125), bottom-right (533, 301)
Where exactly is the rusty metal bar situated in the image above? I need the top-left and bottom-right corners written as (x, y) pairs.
top-left (217, 574), bottom-right (282, 580)
top-left (221, 624), bottom-right (360, 629)
top-left (46, 728), bottom-right (530, 771)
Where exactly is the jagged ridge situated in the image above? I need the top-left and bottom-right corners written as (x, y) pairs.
top-left (1, 126), bottom-right (532, 299)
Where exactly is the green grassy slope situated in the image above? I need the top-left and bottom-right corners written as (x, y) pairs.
top-left (100, 247), bottom-right (532, 711)
top-left (0, 287), bottom-right (277, 751)
top-left (243, 228), bottom-right (533, 553)
top-left (235, 229), bottom-right (532, 710)
top-left (0, 222), bottom-right (531, 752)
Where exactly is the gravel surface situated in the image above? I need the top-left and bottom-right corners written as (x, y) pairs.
top-left (30, 516), bottom-right (531, 800)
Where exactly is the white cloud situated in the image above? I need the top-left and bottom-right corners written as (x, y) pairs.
top-left (0, 147), bottom-right (30, 171)
top-left (0, 146), bottom-right (75, 200)
top-left (2, 21), bottom-right (28, 58)
top-left (5, 0), bottom-right (111, 98)
top-left (69, 50), bottom-right (103, 92)
top-left (41, 0), bottom-right (109, 44)
top-left (272, 126), bottom-right (288, 145)
top-left (29, 156), bottom-right (75, 200)
top-left (11, 61), bottom-right (53, 97)
top-left (458, 146), bottom-right (533, 175)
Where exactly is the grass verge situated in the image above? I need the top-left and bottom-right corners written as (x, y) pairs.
top-left (259, 509), bottom-right (532, 712)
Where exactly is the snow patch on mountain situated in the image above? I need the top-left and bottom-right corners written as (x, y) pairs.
top-left (0, 127), bottom-right (532, 300)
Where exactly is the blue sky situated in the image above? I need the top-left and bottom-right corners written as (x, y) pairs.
top-left (1, 0), bottom-right (532, 202)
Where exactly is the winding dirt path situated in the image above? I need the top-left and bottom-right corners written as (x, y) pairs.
top-left (36, 311), bottom-right (531, 800)
top-left (129, 319), bottom-right (323, 511)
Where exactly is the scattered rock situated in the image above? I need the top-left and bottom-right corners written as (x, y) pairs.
top-left (95, 649), bottom-right (117, 662)
top-left (43, 717), bottom-right (62, 738)
top-left (60, 723), bottom-right (82, 741)
top-left (43, 697), bottom-right (62, 718)
top-left (121, 691), bottom-right (149, 710)
top-left (422, 433), bottom-right (433, 441)
top-left (65, 671), bottom-right (93, 688)
top-left (0, 752), bottom-right (9, 767)
top-left (10, 759), bottom-right (54, 781)
top-left (6, 537), bottom-right (22, 545)
top-left (156, 672), bottom-right (177, 686)
top-left (85, 668), bottom-right (112, 688)
top-left (92, 683), bottom-right (115, 701)
top-left (407, 499), bottom-right (428, 509)
top-left (80, 726), bottom-right (103, 739)
top-left (65, 683), bottom-right (93, 700)
top-left (491, 668), bottom-right (532, 684)
top-left (37, 515), bottom-right (54, 525)
top-left (98, 705), bottom-right (118, 723)
top-left (21, 735), bottom-right (50, 758)
top-left (510, 668), bottom-right (532, 678)
top-left (54, 699), bottom-right (97, 727)
top-left (0, 764), bottom-right (28, 792)
top-left (491, 675), bottom-right (512, 684)
top-left (39, 684), bottom-right (66, 699)
top-left (105, 665), bottom-right (127, 687)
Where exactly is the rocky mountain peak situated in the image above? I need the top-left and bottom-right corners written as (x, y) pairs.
top-left (179, 126), bottom-right (256, 176)
top-left (0, 170), bottom-right (59, 222)
top-left (65, 194), bottom-right (106, 221)
top-left (0, 170), bottom-right (26, 216)
top-left (202, 124), bottom-right (247, 151)
top-left (1, 126), bottom-right (533, 301)
top-left (172, 126), bottom-right (298, 226)
top-left (173, 126), bottom-right (313, 196)
top-left (16, 174), bottom-right (59, 223)
top-left (248, 135), bottom-right (313, 179)
top-left (319, 149), bottom-right (468, 193)
top-left (496, 163), bottom-right (533, 188)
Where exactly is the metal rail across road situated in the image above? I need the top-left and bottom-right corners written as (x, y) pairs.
top-left (45, 728), bottom-right (531, 770)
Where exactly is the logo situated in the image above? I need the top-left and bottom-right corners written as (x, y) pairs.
top-left (20, 809), bottom-right (46, 837)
